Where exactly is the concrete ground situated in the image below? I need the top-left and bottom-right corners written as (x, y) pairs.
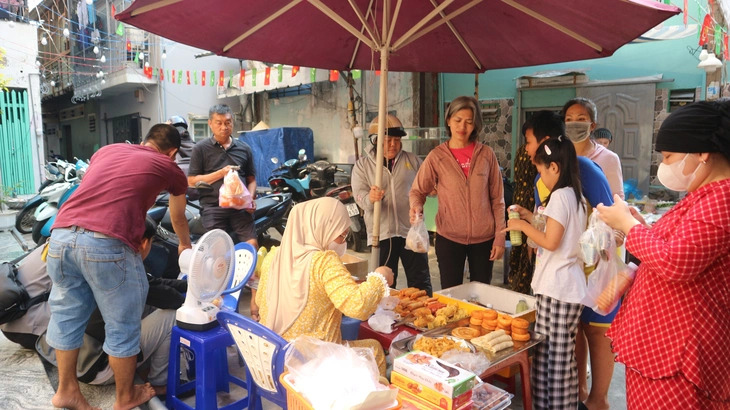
top-left (0, 229), bottom-right (627, 409)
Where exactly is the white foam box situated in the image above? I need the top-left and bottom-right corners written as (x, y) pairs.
top-left (435, 282), bottom-right (537, 323)
top-left (393, 352), bottom-right (476, 398)
top-left (341, 253), bottom-right (368, 281)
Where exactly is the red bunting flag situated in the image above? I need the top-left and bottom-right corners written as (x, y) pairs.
top-left (172, 70), bottom-right (176, 83)
top-left (329, 70), bottom-right (339, 82)
top-left (186, 71), bottom-right (191, 85)
top-left (292, 66), bottom-right (299, 77)
top-left (725, 33), bottom-right (729, 60)
top-left (699, 14), bottom-right (712, 46)
top-left (144, 67), bottom-right (152, 79)
top-left (126, 40), bottom-right (131, 52)
top-left (159, 69), bottom-right (164, 81)
top-left (219, 70), bottom-right (224, 86)
top-left (683, 0), bottom-right (687, 25)
top-left (202, 71), bottom-right (206, 86)
top-left (264, 67), bottom-right (271, 85)
top-left (111, 4), bottom-right (116, 18)
top-left (375, 70), bottom-right (380, 76)
top-left (239, 69), bottom-right (244, 87)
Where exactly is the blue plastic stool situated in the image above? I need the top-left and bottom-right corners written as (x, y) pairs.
top-left (340, 316), bottom-right (361, 341)
top-left (167, 324), bottom-right (248, 410)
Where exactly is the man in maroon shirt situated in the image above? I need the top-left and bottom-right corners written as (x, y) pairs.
top-left (45, 124), bottom-right (191, 410)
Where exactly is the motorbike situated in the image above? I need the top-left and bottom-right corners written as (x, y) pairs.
top-left (268, 150), bottom-right (367, 251)
top-left (267, 149), bottom-right (311, 202)
top-left (146, 186), bottom-right (292, 279)
top-left (30, 160), bottom-right (87, 244)
top-left (15, 160), bottom-right (74, 234)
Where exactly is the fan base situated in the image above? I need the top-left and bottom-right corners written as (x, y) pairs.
top-left (176, 319), bottom-right (220, 332)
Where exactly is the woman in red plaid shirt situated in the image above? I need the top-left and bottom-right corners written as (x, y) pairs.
top-left (597, 100), bottom-right (730, 409)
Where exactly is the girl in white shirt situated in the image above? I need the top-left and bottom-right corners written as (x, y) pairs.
top-left (505, 136), bottom-right (587, 409)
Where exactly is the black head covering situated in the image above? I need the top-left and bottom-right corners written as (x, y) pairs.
top-left (655, 100), bottom-right (730, 160)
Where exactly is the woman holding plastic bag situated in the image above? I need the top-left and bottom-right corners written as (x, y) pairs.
top-left (597, 101), bottom-right (730, 409)
top-left (256, 197), bottom-right (394, 376)
top-left (409, 96), bottom-right (505, 289)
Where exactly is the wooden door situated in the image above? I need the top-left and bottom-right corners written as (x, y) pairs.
top-left (578, 84), bottom-right (656, 193)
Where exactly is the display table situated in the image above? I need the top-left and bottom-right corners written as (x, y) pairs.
top-left (385, 320), bottom-right (544, 410)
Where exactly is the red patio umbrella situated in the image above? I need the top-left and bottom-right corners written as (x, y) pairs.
top-left (117, 0), bottom-right (678, 268)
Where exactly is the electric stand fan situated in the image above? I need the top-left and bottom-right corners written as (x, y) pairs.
top-left (176, 229), bottom-right (234, 331)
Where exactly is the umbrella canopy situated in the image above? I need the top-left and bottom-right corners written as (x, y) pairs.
top-left (117, 0), bottom-right (678, 73)
top-left (118, 0), bottom-right (678, 268)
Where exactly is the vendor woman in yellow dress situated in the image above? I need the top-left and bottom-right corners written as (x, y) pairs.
top-left (256, 197), bottom-right (394, 376)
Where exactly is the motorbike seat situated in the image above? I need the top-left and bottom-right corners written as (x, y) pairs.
top-left (254, 197), bottom-right (278, 219)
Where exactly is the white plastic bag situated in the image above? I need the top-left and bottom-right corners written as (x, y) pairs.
top-left (405, 214), bottom-right (429, 253)
top-left (284, 336), bottom-right (389, 409)
top-left (219, 169), bottom-right (252, 210)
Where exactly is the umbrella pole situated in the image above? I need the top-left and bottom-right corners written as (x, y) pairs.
top-left (369, 47), bottom-right (389, 272)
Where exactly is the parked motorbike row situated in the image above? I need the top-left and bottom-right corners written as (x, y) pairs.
top-left (268, 149), bottom-right (368, 252)
top-left (145, 184), bottom-right (292, 279)
top-left (15, 159), bottom-right (89, 244)
top-left (15, 148), bottom-right (367, 278)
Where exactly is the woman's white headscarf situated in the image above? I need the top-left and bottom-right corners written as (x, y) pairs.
top-left (265, 197), bottom-right (350, 334)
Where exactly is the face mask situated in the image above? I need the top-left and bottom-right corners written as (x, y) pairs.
top-left (656, 154), bottom-right (703, 192)
top-left (328, 240), bottom-right (347, 257)
top-left (564, 122), bottom-right (592, 143)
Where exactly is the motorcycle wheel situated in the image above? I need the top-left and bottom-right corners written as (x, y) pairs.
top-left (32, 219), bottom-right (49, 245)
top-left (15, 203), bottom-right (40, 234)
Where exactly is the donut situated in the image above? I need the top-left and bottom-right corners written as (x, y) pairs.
top-left (497, 314), bottom-right (513, 328)
top-left (512, 318), bottom-right (529, 330)
top-left (482, 318), bottom-right (499, 328)
top-left (482, 309), bottom-right (498, 320)
top-left (469, 317), bottom-right (483, 326)
top-left (471, 310), bottom-right (485, 320)
top-left (452, 326), bottom-right (481, 340)
top-left (511, 326), bottom-right (529, 335)
top-left (512, 332), bottom-right (531, 342)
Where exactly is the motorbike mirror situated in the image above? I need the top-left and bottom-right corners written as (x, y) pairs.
top-left (194, 181), bottom-right (214, 191)
top-left (271, 157), bottom-right (279, 165)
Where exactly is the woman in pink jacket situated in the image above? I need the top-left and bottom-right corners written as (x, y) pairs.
top-left (409, 96), bottom-right (506, 289)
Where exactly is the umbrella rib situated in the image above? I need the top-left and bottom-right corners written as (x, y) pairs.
top-left (500, 0), bottom-right (602, 52)
top-left (309, 0), bottom-right (377, 50)
top-left (391, 0), bottom-right (456, 51)
top-left (401, 0), bottom-right (482, 70)
top-left (348, 0), bottom-right (378, 69)
top-left (130, 0), bottom-right (184, 16)
top-left (386, 0), bottom-right (403, 47)
top-left (348, 0), bottom-right (381, 46)
top-left (223, 0), bottom-right (304, 53)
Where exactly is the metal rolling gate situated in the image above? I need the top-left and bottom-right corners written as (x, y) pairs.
top-left (0, 89), bottom-right (34, 195)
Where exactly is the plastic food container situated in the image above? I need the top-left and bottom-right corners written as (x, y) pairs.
top-left (470, 382), bottom-right (513, 410)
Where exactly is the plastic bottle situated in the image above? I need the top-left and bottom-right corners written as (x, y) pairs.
top-left (508, 205), bottom-right (522, 246)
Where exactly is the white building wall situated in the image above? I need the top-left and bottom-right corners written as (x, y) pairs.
top-left (266, 71), bottom-right (416, 164)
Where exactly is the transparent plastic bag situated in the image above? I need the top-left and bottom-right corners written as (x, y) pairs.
top-left (578, 210), bottom-right (614, 267)
top-left (581, 216), bottom-right (637, 315)
top-left (284, 336), bottom-right (387, 409)
top-left (219, 169), bottom-right (252, 210)
top-left (405, 215), bottom-right (429, 253)
top-left (440, 350), bottom-right (491, 376)
top-left (527, 206), bottom-right (546, 248)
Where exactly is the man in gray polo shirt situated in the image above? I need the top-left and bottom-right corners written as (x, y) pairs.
top-left (188, 104), bottom-right (258, 248)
